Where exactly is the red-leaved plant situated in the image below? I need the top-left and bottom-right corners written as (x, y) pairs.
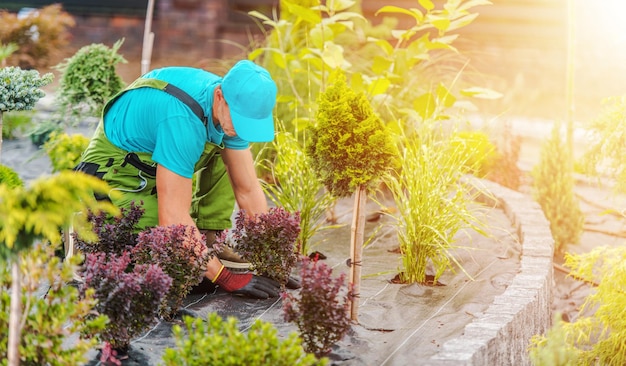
top-left (80, 251), bottom-right (172, 352)
top-left (216, 207), bottom-right (301, 286)
top-left (282, 256), bottom-right (353, 357)
top-left (73, 200), bottom-right (145, 255)
top-left (133, 224), bottom-right (211, 319)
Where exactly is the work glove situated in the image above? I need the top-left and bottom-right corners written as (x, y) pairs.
top-left (286, 276), bottom-right (301, 290)
top-left (212, 265), bottom-right (280, 299)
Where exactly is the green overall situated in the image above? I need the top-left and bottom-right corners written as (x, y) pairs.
top-left (76, 78), bottom-right (235, 231)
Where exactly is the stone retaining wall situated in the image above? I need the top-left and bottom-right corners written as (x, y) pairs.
top-left (425, 177), bottom-right (554, 365)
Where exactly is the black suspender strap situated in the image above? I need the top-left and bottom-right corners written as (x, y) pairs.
top-left (162, 83), bottom-right (209, 127)
top-left (116, 78), bottom-right (209, 127)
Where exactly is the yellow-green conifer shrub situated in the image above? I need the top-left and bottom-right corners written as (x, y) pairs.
top-left (161, 313), bottom-right (326, 365)
top-left (43, 131), bottom-right (90, 172)
top-left (0, 170), bottom-right (118, 258)
top-left (0, 164), bottom-right (22, 188)
top-left (306, 71), bottom-right (399, 198)
top-left (531, 124), bottom-right (584, 254)
top-left (530, 246), bottom-right (626, 365)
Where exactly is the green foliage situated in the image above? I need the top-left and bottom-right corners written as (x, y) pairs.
top-left (532, 124), bottom-right (584, 253)
top-left (449, 130), bottom-right (498, 178)
top-left (307, 71), bottom-right (398, 198)
top-left (0, 164), bottom-right (22, 188)
top-left (0, 4), bottom-right (75, 69)
top-left (0, 171), bottom-right (119, 260)
top-left (385, 125), bottom-right (488, 284)
top-left (54, 39), bottom-right (127, 124)
top-left (161, 313), bottom-right (325, 366)
top-left (0, 43), bottom-right (18, 66)
top-left (250, 0), bottom-right (495, 133)
top-left (0, 243), bottom-right (106, 366)
top-left (581, 95), bottom-right (626, 193)
top-left (528, 314), bottom-right (581, 366)
top-left (0, 66), bottom-right (53, 112)
top-left (531, 247), bottom-right (626, 365)
top-left (1, 110), bottom-right (33, 139)
top-left (42, 131), bottom-right (90, 172)
top-left (258, 130), bottom-right (337, 255)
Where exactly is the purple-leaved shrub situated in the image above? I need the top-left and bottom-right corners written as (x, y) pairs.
top-left (80, 251), bottom-right (172, 351)
top-left (282, 256), bottom-right (353, 357)
top-left (73, 201), bottom-right (145, 255)
top-left (133, 224), bottom-right (211, 319)
top-left (217, 207), bottom-right (300, 286)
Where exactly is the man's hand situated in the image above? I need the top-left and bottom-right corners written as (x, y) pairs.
top-left (213, 266), bottom-right (280, 299)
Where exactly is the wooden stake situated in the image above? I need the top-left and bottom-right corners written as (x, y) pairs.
top-left (8, 258), bottom-right (21, 366)
top-left (141, 0), bottom-right (156, 75)
top-left (349, 185), bottom-right (367, 322)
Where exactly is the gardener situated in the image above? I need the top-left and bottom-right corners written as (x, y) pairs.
top-left (74, 60), bottom-right (282, 299)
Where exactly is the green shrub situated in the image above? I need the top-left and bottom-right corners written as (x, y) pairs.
top-left (1, 110), bottom-right (33, 140)
top-left (54, 39), bottom-right (127, 124)
top-left (0, 164), bottom-right (22, 188)
top-left (0, 4), bottom-right (75, 69)
top-left (307, 71), bottom-right (398, 198)
top-left (530, 247), bottom-right (626, 365)
top-left (0, 243), bottom-right (107, 366)
top-left (161, 313), bottom-right (325, 366)
top-left (532, 123), bottom-right (584, 253)
top-left (0, 66), bottom-right (53, 112)
top-left (42, 131), bottom-right (90, 172)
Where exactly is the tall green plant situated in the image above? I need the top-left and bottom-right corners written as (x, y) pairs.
top-left (530, 246), bottom-right (626, 365)
top-left (258, 129), bottom-right (337, 256)
top-left (385, 125), bottom-right (488, 284)
top-left (54, 39), bottom-right (127, 125)
top-left (532, 123), bottom-right (584, 254)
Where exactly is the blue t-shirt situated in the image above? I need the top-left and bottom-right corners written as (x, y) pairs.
top-left (104, 67), bottom-right (249, 179)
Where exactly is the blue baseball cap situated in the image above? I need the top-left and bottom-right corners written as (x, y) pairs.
top-left (221, 60), bottom-right (277, 142)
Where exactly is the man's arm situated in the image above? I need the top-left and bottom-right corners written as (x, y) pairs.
top-left (156, 164), bottom-right (222, 279)
top-left (221, 147), bottom-right (268, 216)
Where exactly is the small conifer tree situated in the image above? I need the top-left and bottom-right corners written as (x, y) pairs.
top-left (532, 123), bottom-right (584, 253)
top-left (307, 70), bottom-right (398, 321)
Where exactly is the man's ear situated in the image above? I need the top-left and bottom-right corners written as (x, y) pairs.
top-left (215, 85), bottom-right (223, 100)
